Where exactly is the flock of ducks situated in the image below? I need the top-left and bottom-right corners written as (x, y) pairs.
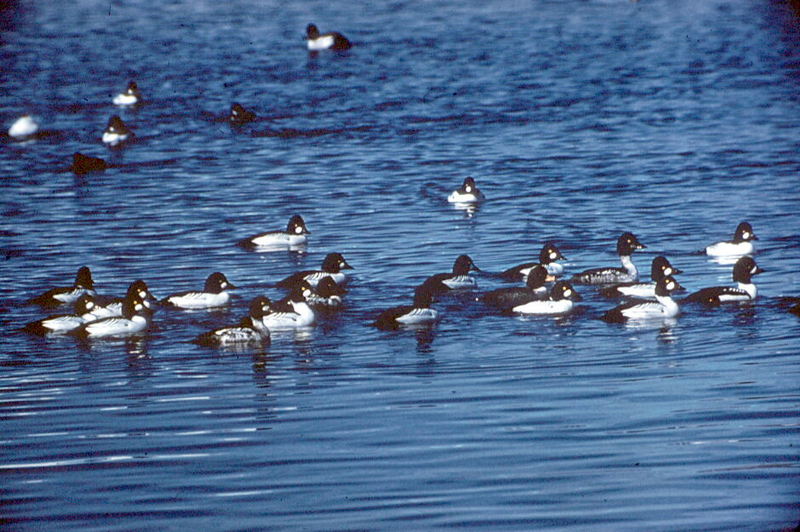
top-left (8, 23), bottom-right (796, 347)
top-left (19, 211), bottom-right (779, 349)
top-left (4, 21), bottom-right (353, 171)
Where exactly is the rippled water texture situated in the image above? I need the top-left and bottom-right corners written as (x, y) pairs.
top-left (2, 0), bottom-right (800, 529)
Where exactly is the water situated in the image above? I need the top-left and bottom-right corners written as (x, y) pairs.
top-left (2, 0), bottom-right (800, 529)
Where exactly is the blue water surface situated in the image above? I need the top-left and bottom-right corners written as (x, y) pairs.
top-left (2, 0), bottom-right (800, 530)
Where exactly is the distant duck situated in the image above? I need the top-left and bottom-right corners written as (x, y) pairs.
top-left (70, 152), bottom-right (108, 174)
top-left (500, 242), bottom-right (567, 280)
top-left (102, 115), bottom-right (134, 146)
top-left (306, 23), bottom-right (352, 51)
top-left (571, 232), bottom-right (646, 285)
top-left (260, 281), bottom-right (317, 329)
top-left (161, 272), bottom-right (236, 309)
top-left (71, 294), bottom-right (151, 339)
top-left (229, 102), bottom-right (257, 125)
top-left (22, 295), bottom-right (99, 336)
top-left (600, 256), bottom-right (683, 299)
top-left (8, 115), bottom-right (39, 139)
top-left (112, 80), bottom-right (141, 106)
top-left (239, 214), bottom-right (310, 250)
top-left (276, 252), bottom-right (353, 288)
top-left (601, 275), bottom-right (683, 322)
top-left (448, 177), bottom-right (485, 204)
top-left (424, 254), bottom-right (481, 291)
top-left (511, 281), bottom-right (582, 316)
top-left (375, 281), bottom-right (440, 330)
top-left (194, 296), bottom-right (272, 347)
top-left (482, 263), bottom-right (548, 309)
top-left (682, 256), bottom-right (764, 305)
top-left (28, 266), bottom-right (96, 308)
top-left (306, 277), bottom-right (347, 311)
top-left (705, 221), bottom-right (757, 258)
top-left (92, 280), bottom-right (157, 318)
top-left (790, 303), bottom-right (800, 317)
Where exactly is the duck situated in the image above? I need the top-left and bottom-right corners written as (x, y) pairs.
top-left (21, 295), bottom-right (99, 335)
top-left (8, 115), bottom-right (39, 139)
top-left (161, 272), bottom-right (236, 309)
top-left (423, 254), bottom-right (481, 291)
top-left (601, 275), bottom-right (683, 322)
top-left (112, 80), bottom-right (141, 106)
top-left (571, 232), bottom-right (646, 285)
top-left (306, 276), bottom-right (347, 312)
top-left (28, 266), bottom-right (96, 308)
top-left (70, 152), bottom-right (108, 174)
top-left (511, 280), bottom-right (582, 316)
top-left (239, 214), bottom-right (310, 250)
top-left (306, 23), bottom-right (352, 51)
top-left (599, 256), bottom-right (683, 299)
top-left (682, 256), bottom-right (764, 305)
top-left (482, 263), bottom-right (548, 309)
top-left (102, 115), bottom-right (134, 146)
top-left (375, 281), bottom-right (440, 330)
top-left (276, 252), bottom-right (353, 288)
top-left (71, 294), bottom-right (151, 339)
top-left (447, 177), bottom-right (485, 203)
top-left (92, 280), bottom-right (157, 318)
top-left (705, 221), bottom-right (757, 258)
top-left (229, 103), bottom-right (257, 125)
top-left (260, 281), bottom-right (317, 329)
top-left (194, 296), bottom-right (272, 347)
top-left (500, 242), bottom-right (567, 280)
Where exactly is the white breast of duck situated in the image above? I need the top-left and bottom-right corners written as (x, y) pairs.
top-left (706, 240), bottom-right (754, 258)
top-left (442, 274), bottom-right (477, 289)
top-left (512, 281), bottom-right (581, 316)
top-left (9, 115), bottom-right (39, 138)
top-left (165, 291), bottom-right (231, 309)
top-left (396, 307), bottom-right (439, 324)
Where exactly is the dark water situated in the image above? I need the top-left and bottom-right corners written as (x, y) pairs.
top-left (2, 0), bottom-right (800, 529)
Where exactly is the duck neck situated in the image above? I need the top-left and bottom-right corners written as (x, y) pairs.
top-left (620, 255), bottom-right (637, 277)
top-left (738, 282), bottom-right (757, 299)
